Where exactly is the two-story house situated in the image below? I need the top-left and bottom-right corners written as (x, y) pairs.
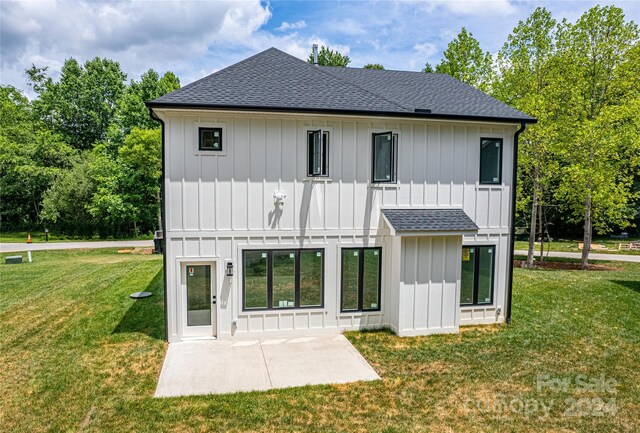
top-left (146, 48), bottom-right (535, 343)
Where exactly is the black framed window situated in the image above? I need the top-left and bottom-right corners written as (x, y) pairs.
top-left (480, 137), bottom-right (502, 184)
top-left (341, 247), bottom-right (382, 312)
top-left (307, 130), bottom-right (329, 177)
top-left (243, 249), bottom-right (324, 310)
top-left (372, 132), bottom-right (398, 183)
top-left (199, 127), bottom-right (223, 151)
top-left (460, 246), bottom-right (495, 306)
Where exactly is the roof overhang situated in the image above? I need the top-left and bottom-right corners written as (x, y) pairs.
top-left (146, 102), bottom-right (537, 125)
top-left (381, 208), bottom-right (479, 237)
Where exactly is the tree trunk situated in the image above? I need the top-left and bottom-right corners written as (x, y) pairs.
top-left (581, 195), bottom-right (592, 270)
top-left (526, 176), bottom-right (539, 269)
top-left (538, 203), bottom-right (544, 263)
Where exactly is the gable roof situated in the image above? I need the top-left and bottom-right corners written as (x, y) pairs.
top-left (148, 48), bottom-right (535, 124)
top-left (382, 209), bottom-right (479, 234)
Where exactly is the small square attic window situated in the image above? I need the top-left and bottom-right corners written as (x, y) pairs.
top-left (199, 127), bottom-right (222, 151)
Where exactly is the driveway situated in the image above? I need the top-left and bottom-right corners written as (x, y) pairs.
top-left (155, 334), bottom-right (380, 397)
top-left (0, 240), bottom-right (153, 253)
top-left (514, 250), bottom-right (640, 263)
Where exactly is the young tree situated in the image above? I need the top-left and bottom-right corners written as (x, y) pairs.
top-left (434, 28), bottom-right (494, 92)
top-left (553, 6), bottom-right (639, 269)
top-left (363, 63), bottom-right (385, 70)
top-left (307, 46), bottom-right (350, 66)
top-left (494, 7), bottom-right (558, 268)
top-left (422, 63), bottom-right (434, 73)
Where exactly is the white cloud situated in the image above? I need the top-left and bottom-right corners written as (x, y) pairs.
top-left (413, 42), bottom-right (438, 58)
top-left (0, 0), bottom-right (271, 92)
top-left (423, 0), bottom-right (518, 16)
top-left (276, 20), bottom-right (307, 31)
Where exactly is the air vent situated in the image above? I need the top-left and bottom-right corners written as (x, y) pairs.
top-left (414, 108), bottom-right (432, 114)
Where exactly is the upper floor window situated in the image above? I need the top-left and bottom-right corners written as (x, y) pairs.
top-left (307, 130), bottom-right (329, 177)
top-left (480, 137), bottom-right (502, 184)
top-left (199, 127), bottom-right (223, 151)
top-left (372, 132), bottom-right (398, 183)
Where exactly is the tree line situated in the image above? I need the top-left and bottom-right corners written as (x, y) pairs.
top-left (1, 5), bottom-right (638, 269)
top-left (1, 59), bottom-right (179, 237)
top-left (310, 6), bottom-right (640, 269)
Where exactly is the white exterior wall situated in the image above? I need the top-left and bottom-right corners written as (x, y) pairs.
top-left (156, 109), bottom-right (517, 342)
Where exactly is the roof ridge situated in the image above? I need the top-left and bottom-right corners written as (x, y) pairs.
top-left (315, 65), bottom-right (411, 111)
top-left (156, 48), bottom-right (285, 100)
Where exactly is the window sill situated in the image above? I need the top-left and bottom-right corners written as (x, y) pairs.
top-left (476, 184), bottom-right (503, 190)
top-left (338, 310), bottom-right (382, 315)
top-left (194, 151), bottom-right (227, 157)
top-left (239, 307), bottom-right (326, 314)
top-left (368, 183), bottom-right (399, 189)
top-left (303, 177), bottom-right (333, 183)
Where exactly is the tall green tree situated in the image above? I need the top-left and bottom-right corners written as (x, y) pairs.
top-left (307, 46), bottom-right (350, 66)
top-left (0, 86), bottom-right (74, 229)
top-left (113, 70), bottom-right (180, 140)
top-left (363, 63), bottom-right (385, 70)
top-left (553, 6), bottom-right (639, 269)
top-left (28, 57), bottom-right (127, 150)
top-left (494, 7), bottom-right (558, 268)
top-left (434, 28), bottom-right (494, 92)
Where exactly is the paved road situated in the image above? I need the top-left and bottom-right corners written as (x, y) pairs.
top-left (514, 250), bottom-right (640, 263)
top-left (0, 240), bottom-right (153, 253)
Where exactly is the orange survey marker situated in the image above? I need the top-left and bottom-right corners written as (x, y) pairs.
top-left (27, 233), bottom-right (32, 244)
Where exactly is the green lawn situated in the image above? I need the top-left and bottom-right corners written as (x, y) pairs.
top-left (515, 238), bottom-right (640, 255)
top-left (1, 250), bottom-right (639, 432)
top-left (0, 231), bottom-right (154, 243)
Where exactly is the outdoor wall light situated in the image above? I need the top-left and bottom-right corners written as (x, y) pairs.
top-left (226, 261), bottom-right (234, 277)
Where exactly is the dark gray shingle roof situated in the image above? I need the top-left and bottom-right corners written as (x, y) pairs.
top-left (149, 48), bottom-right (534, 123)
top-left (382, 209), bottom-right (479, 233)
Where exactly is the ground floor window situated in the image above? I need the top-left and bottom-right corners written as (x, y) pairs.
top-left (243, 249), bottom-right (324, 310)
top-left (461, 245), bottom-right (495, 305)
top-left (341, 247), bottom-right (382, 312)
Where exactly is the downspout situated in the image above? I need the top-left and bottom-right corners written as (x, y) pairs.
top-left (149, 107), bottom-right (169, 341)
top-left (506, 122), bottom-right (527, 325)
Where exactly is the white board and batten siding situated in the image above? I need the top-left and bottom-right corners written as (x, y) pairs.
top-left (157, 109), bottom-right (517, 341)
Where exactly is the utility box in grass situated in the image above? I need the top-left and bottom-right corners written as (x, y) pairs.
top-left (5, 255), bottom-right (23, 264)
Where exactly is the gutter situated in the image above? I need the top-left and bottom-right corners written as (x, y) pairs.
top-left (506, 121), bottom-right (527, 325)
top-left (145, 102), bottom-right (537, 126)
top-left (148, 108), bottom-right (169, 342)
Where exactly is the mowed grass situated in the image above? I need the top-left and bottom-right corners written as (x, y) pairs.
top-left (0, 231), bottom-right (153, 243)
top-left (514, 239), bottom-right (640, 255)
top-left (1, 250), bottom-right (639, 432)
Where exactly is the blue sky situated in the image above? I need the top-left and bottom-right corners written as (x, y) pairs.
top-left (1, 1), bottom-right (639, 95)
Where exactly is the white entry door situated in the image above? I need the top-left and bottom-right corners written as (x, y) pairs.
top-left (182, 263), bottom-right (217, 338)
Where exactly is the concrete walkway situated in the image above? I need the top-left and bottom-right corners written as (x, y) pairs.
top-left (0, 240), bottom-right (153, 253)
top-left (514, 250), bottom-right (640, 263)
top-left (155, 334), bottom-right (380, 397)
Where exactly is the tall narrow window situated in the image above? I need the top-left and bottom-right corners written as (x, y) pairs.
top-left (341, 247), bottom-right (382, 312)
top-left (372, 132), bottom-right (397, 183)
top-left (480, 138), bottom-right (502, 184)
top-left (243, 249), bottom-right (324, 310)
top-left (460, 246), bottom-right (495, 306)
top-left (307, 130), bottom-right (329, 177)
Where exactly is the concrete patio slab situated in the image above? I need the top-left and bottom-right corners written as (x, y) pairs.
top-left (155, 334), bottom-right (380, 397)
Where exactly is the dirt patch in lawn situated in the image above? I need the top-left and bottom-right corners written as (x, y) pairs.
top-left (514, 260), bottom-right (620, 271)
